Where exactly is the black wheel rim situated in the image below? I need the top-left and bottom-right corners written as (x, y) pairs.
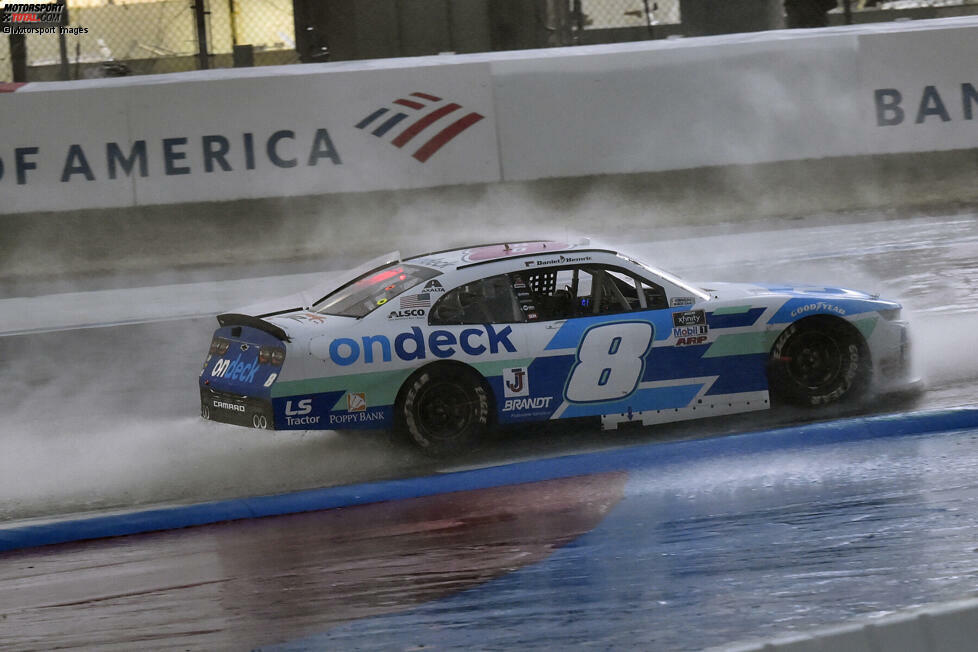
top-left (782, 330), bottom-right (844, 390)
top-left (415, 381), bottom-right (476, 442)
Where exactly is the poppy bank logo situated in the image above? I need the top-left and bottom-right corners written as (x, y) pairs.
top-left (355, 91), bottom-right (484, 163)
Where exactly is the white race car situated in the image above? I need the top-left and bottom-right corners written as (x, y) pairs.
top-left (200, 240), bottom-right (914, 455)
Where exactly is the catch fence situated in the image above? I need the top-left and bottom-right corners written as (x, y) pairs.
top-left (3, 0), bottom-right (978, 83)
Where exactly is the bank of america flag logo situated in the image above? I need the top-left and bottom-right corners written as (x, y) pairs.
top-left (400, 293), bottom-right (432, 309)
top-left (356, 92), bottom-right (484, 163)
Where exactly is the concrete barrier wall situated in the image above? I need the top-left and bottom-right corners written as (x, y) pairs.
top-left (0, 60), bottom-right (501, 214)
top-left (2, 17), bottom-right (978, 215)
top-left (718, 597), bottom-right (978, 652)
top-left (2, 18), bottom-right (978, 281)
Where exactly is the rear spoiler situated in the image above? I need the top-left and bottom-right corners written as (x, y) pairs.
top-left (217, 313), bottom-right (291, 342)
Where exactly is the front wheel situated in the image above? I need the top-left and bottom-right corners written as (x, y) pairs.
top-left (768, 317), bottom-right (870, 407)
top-left (400, 367), bottom-right (489, 456)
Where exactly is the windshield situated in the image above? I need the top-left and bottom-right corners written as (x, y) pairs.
top-left (314, 263), bottom-right (441, 318)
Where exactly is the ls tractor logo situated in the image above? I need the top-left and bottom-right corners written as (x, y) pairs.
top-left (283, 399), bottom-right (318, 426)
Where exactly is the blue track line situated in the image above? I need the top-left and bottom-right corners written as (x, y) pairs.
top-left (2, 407), bottom-right (977, 553)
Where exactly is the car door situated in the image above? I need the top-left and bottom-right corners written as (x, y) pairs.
top-left (513, 263), bottom-right (707, 424)
top-left (426, 274), bottom-right (535, 415)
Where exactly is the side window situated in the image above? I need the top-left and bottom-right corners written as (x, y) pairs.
top-left (605, 269), bottom-right (668, 311)
top-left (429, 274), bottom-right (524, 325)
top-left (513, 265), bottom-right (668, 321)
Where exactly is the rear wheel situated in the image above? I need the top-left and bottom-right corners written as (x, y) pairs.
top-left (768, 317), bottom-right (869, 406)
top-left (400, 366), bottom-right (489, 456)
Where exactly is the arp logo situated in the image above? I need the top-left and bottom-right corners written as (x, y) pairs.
top-left (355, 92), bottom-right (484, 163)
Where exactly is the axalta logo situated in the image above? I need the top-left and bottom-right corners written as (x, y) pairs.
top-left (503, 396), bottom-right (553, 411)
top-left (213, 400), bottom-right (245, 412)
top-left (790, 302), bottom-right (846, 318)
top-left (327, 325), bottom-right (516, 366)
top-left (423, 279), bottom-right (445, 292)
top-left (211, 353), bottom-right (260, 382)
top-left (355, 91), bottom-right (484, 163)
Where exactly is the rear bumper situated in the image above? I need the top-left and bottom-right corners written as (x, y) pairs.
top-left (200, 387), bottom-right (274, 429)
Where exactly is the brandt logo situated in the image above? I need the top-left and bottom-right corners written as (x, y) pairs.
top-left (355, 91), bottom-right (484, 163)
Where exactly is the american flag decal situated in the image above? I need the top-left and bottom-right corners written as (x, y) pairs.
top-left (400, 293), bottom-right (432, 309)
top-left (356, 92), bottom-right (484, 163)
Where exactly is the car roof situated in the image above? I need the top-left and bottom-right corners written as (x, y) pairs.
top-left (405, 239), bottom-right (616, 271)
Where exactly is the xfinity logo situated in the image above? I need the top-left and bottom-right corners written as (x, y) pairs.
top-left (213, 400), bottom-right (245, 412)
top-left (672, 310), bottom-right (706, 328)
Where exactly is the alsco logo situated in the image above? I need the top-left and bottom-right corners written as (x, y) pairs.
top-left (355, 91), bottom-right (484, 163)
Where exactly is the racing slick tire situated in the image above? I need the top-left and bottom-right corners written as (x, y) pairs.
top-left (400, 365), bottom-right (489, 456)
top-left (768, 316), bottom-right (870, 407)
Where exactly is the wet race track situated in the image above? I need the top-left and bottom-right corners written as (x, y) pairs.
top-left (1, 209), bottom-right (978, 649)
